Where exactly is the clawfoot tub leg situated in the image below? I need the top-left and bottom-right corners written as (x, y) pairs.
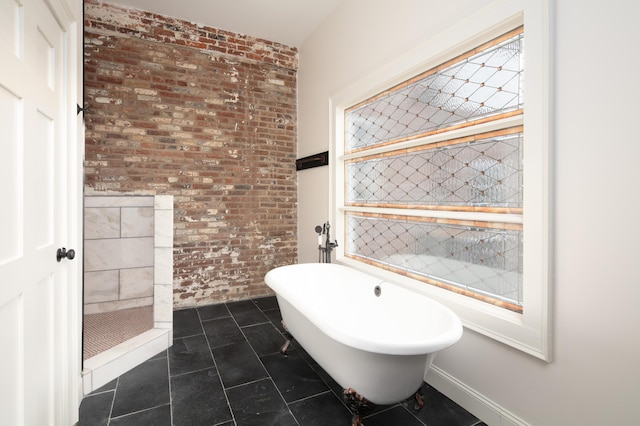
top-left (343, 388), bottom-right (373, 426)
top-left (351, 413), bottom-right (363, 426)
top-left (414, 391), bottom-right (425, 411)
top-left (280, 321), bottom-right (294, 356)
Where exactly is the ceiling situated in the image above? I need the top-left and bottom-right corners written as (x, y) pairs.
top-left (109, 0), bottom-right (345, 48)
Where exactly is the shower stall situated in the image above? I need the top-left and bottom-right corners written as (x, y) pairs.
top-left (81, 195), bottom-right (174, 394)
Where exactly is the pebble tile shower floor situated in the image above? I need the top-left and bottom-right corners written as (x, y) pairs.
top-left (83, 306), bottom-right (154, 360)
top-left (79, 296), bottom-right (485, 426)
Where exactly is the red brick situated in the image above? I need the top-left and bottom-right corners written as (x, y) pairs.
top-left (84, 0), bottom-right (298, 309)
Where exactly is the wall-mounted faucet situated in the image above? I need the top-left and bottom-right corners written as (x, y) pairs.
top-left (315, 221), bottom-right (338, 263)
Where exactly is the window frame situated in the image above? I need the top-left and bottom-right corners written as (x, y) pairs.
top-left (329, 0), bottom-right (552, 360)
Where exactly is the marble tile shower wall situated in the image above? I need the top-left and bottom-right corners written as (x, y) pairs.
top-left (84, 196), bottom-right (158, 314)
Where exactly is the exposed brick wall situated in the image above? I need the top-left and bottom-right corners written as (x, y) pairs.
top-left (83, 0), bottom-right (298, 308)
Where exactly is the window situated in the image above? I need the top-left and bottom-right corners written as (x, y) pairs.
top-left (331, 2), bottom-right (551, 360)
top-left (344, 28), bottom-right (524, 312)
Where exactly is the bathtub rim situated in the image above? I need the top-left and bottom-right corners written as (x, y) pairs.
top-left (265, 262), bottom-right (463, 356)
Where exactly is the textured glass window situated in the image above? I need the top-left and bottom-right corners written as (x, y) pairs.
top-left (346, 30), bottom-right (523, 152)
top-left (346, 214), bottom-right (523, 310)
top-left (342, 27), bottom-right (524, 312)
top-left (346, 130), bottom-right (523, 209)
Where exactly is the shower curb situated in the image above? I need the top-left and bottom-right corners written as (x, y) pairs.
top-left (82, 328), bottom-right (172, 395)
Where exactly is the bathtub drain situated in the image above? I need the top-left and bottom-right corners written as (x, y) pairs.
top-left (374, 285), bottom-right (381, 297)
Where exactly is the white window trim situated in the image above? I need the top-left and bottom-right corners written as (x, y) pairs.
top-left (329, 0), bottom-right (552, 361)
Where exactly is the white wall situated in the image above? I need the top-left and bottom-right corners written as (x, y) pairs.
top-left (297, 0), bottom-right (640, 424)
top-left (296, 0), bottom-right (493, 262)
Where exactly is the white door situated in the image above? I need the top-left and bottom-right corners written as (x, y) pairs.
top-left (0, 0), bottom-right (82, 424)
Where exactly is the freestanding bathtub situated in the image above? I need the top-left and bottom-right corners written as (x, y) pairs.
top-left (264, 263), bottom-right (463, 420)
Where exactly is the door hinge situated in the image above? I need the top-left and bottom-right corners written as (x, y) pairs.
top-left (77, 103), bottom-right (90, 115)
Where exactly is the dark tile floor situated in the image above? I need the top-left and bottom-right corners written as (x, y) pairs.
top-left (79, 296), bottom-right (485, 426)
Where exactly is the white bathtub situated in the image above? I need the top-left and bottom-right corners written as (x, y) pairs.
top-left (264, 263), bottom-right (463, 406)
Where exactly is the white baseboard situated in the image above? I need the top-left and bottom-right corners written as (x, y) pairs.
top-left (426, 366), bottom-right (529, 426)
